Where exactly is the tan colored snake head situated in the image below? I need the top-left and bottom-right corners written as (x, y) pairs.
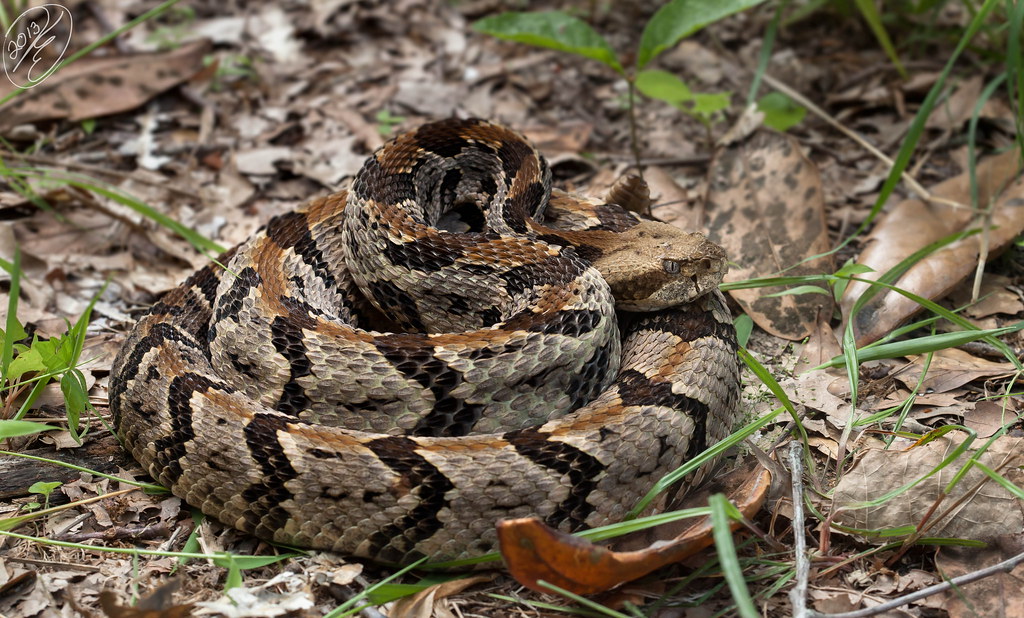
top-left (588, 220), bottom-right (729, 311)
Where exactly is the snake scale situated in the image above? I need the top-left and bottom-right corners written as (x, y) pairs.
top-left (109, 118), bottom-right (741, 565)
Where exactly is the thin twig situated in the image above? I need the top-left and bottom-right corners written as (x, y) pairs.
top-left (788, 441), bottom-right (810, 618)
top-left (590, 152), bottom-right (710, 167)
top-left (3, 555), bottom-right (101, 572)
top-left (757, 72), bottom-right (969, 213)
top-left (810, 549), bottom-right (1024, 618)
top-left (971, 199), bottom-right (994, 302)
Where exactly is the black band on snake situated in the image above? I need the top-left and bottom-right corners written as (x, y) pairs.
top-left (109, 118), bottom-right (741, 565)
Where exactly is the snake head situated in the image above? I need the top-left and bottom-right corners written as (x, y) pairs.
top-left (590, 221), bottom-right (728, 311)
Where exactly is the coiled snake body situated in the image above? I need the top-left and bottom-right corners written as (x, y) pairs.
top-left (110, 119), bottom-right (741, 564)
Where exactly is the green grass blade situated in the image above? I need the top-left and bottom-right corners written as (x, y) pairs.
top-left (968, 74), bottom-right (1008, 208)
top-left (853, 0), bottom-right (906, 78)
top-left (629, 403), bottom-right (787, 517)
top-left (709, 494), bottom-right (758, 617)
top-left (835, 0), bottom-right (1003, 251)
top-left (746, 0), bottom-right (786, 106)
top-left (1, 249), bottom-right (21, 379)
top-left (3, 167), bottom-right (223, 254)
top-left (325, 557), bottom-right (428, 616)
top-left (815, 324), bottom-right (1022, 369)
top-left (838, 426), bottom-right (976, 510)
top-left (1006, 0), bottom-right (1024, 157)
top-left (973, 460), bottom-right (1024, 500)
top-left (537, 581), bottom-right (631, 618)
top-left (0, 420), bottom-right (58, 439)
top-left (847, 227), bottom-right (979, 316)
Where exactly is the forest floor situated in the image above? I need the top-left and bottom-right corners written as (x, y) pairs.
top-left (0, 0), bottom-right (1022, 616)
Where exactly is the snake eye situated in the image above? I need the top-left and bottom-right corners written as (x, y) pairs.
top-left (662, 259), bottom-right (680, 274)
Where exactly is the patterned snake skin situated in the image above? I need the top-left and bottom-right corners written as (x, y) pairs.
top-left (109, 118), bottom-right (741, 564)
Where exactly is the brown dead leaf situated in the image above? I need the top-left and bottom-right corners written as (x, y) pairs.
top-left (925, 76), bottom-right (983, 132)
top-left (967, 400), bottom-right (1019, 439)
top-left (388, 574), bottom-right (494, 618)
top-left (795, 315), bottom-right (843, 374)
top-left (522, 121), bottom-right (593, 153)
top-left (808, 588), bottom-right (861, 614)
top-left (895, 347), bottom-right (1016, 394)
top-left (194, 571), bottom-right (313, 615)
top-left (497, 463), bottom-right (770, 595)
top-left (0, 39), bottom-right (211, 131)
top-left (937, 542), bottom-right (1024, 618)
top-left (0, 569), bottom-right (37, 602)
top-left (645, 167), bottom-right (694, 226)
top-left (949, 273), bottom-right (1024, 319)
top-left (99, 579), bottom-right (193, 618)
top-left (833, 435), bottom-right (1024, 542)
top-left (778, 370), bottom-right (852, 421)
top-left (841, 150), bottom-right (1024, 345)
top-left (705, 130), bottom-right (835, 340)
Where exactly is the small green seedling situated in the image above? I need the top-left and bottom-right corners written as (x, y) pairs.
top-left (26, 481), bottom-right (61, 511)
top-left (145, 4), bottom-right (197, 50)
top-left (376, 109), bottom-right (407, 136)
top-left (756, 92), bottom-right (806, 132)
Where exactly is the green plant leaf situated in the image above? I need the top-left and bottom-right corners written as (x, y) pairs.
top-left (60, 371), bottom-right (88, 441)
top-left (636, 0), bottom-right (768, 69)
top-left (757, 92), bottom-right (806, 131)
top-left (33, 336), bottom-right (65, 373)
top-left (0, 420), bottom-right (58, 439)
top-left (6, 347), bottom-right (45, 381)
top-left (635, 69), bottom-right (693, 103)
top-left (473, 11), bottom-right (623, 73)
top-left (689, 91), bottom-right (731, 117)
top-left (29, 481), bottom-right (61, 496)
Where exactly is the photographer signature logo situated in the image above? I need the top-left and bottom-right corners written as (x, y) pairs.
top-left (3, 4), bottom-right (73, 89)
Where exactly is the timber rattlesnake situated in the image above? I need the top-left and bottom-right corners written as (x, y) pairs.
top-left (110, 118), bottom-right (741, 564)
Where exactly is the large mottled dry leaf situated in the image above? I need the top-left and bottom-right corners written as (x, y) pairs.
top-left (497, 463), bottom-right (770, 595)
top-left (841, 150), bottom-right (1024, 346)
top-left (705, 130), bottom-right (834, 340)
top-left (833, 435), bottom-right (1024, 542)
top-left (0, 39), bottom-right (211, 131)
